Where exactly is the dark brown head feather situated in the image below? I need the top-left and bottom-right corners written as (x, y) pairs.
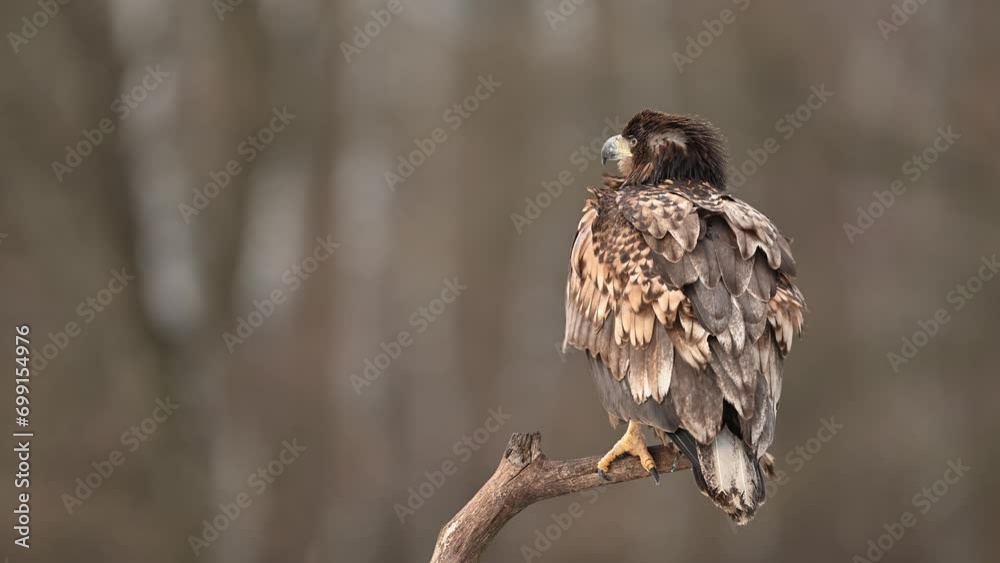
top-left (622, 110), bottom-right (728, 188)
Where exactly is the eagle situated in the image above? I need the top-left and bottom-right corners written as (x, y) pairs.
top-left (562, 110), bottom-right (805, 524)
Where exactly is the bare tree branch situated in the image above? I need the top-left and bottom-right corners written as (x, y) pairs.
top-left (430, 432), bottom-right (692, 562)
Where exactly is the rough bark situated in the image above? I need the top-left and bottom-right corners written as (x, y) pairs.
top-left (430, 432), bottom-right (691, 563)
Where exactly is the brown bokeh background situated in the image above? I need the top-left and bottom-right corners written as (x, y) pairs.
top-left (1, 1), bottom-right (997, 562)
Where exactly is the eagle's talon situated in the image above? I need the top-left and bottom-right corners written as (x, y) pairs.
top-left (597, 468), bottom-right (611, 482)
top-left (597, 421), bottom-right (656, 485)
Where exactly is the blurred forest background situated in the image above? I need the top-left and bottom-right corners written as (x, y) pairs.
top-left (1, 0), bottom-right (998, 562)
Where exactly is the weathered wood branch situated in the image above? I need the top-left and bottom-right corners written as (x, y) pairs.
top-left (430, 432), bottom-right (691, 562)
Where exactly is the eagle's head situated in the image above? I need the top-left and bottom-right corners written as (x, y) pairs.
top-left (601, 110), bottom-right (728, 188)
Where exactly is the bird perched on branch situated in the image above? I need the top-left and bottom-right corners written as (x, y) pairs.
top-left (563, 110), bottom-right (805, 525)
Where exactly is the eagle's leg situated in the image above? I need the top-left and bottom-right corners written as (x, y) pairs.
top-left (653, 429), bottom-right (683, 472)
top-left (596, 421), bottom-right (659, 484)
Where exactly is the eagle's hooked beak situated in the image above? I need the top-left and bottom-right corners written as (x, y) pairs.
top-left (601, 135), bottom-right (631, 167)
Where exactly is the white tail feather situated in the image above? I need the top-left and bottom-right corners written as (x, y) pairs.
top-left (694, 427), bottom-right (764, 525)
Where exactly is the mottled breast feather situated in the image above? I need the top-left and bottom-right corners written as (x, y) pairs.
top-left (563, 177), bottom-right (805, 454)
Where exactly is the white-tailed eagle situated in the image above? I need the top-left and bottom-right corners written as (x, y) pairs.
top-left (563, 110), bottom-right (806, 524)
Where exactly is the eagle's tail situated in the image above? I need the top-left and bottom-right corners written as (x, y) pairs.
top-left (669, 427), bottom-right (765, 525)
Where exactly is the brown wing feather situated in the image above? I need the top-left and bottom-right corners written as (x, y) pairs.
top-left (564, 180), bottom-right (805, 451)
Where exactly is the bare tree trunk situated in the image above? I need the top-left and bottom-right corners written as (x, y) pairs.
top-left (430, 433), bottom-right (690, 563)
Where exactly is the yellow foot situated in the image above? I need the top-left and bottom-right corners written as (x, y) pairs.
top-left (596, 421), bottom-right (659, 484)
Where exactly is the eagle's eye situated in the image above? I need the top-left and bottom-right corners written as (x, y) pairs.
top-left (628, 137), bottom-right (638, 147)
